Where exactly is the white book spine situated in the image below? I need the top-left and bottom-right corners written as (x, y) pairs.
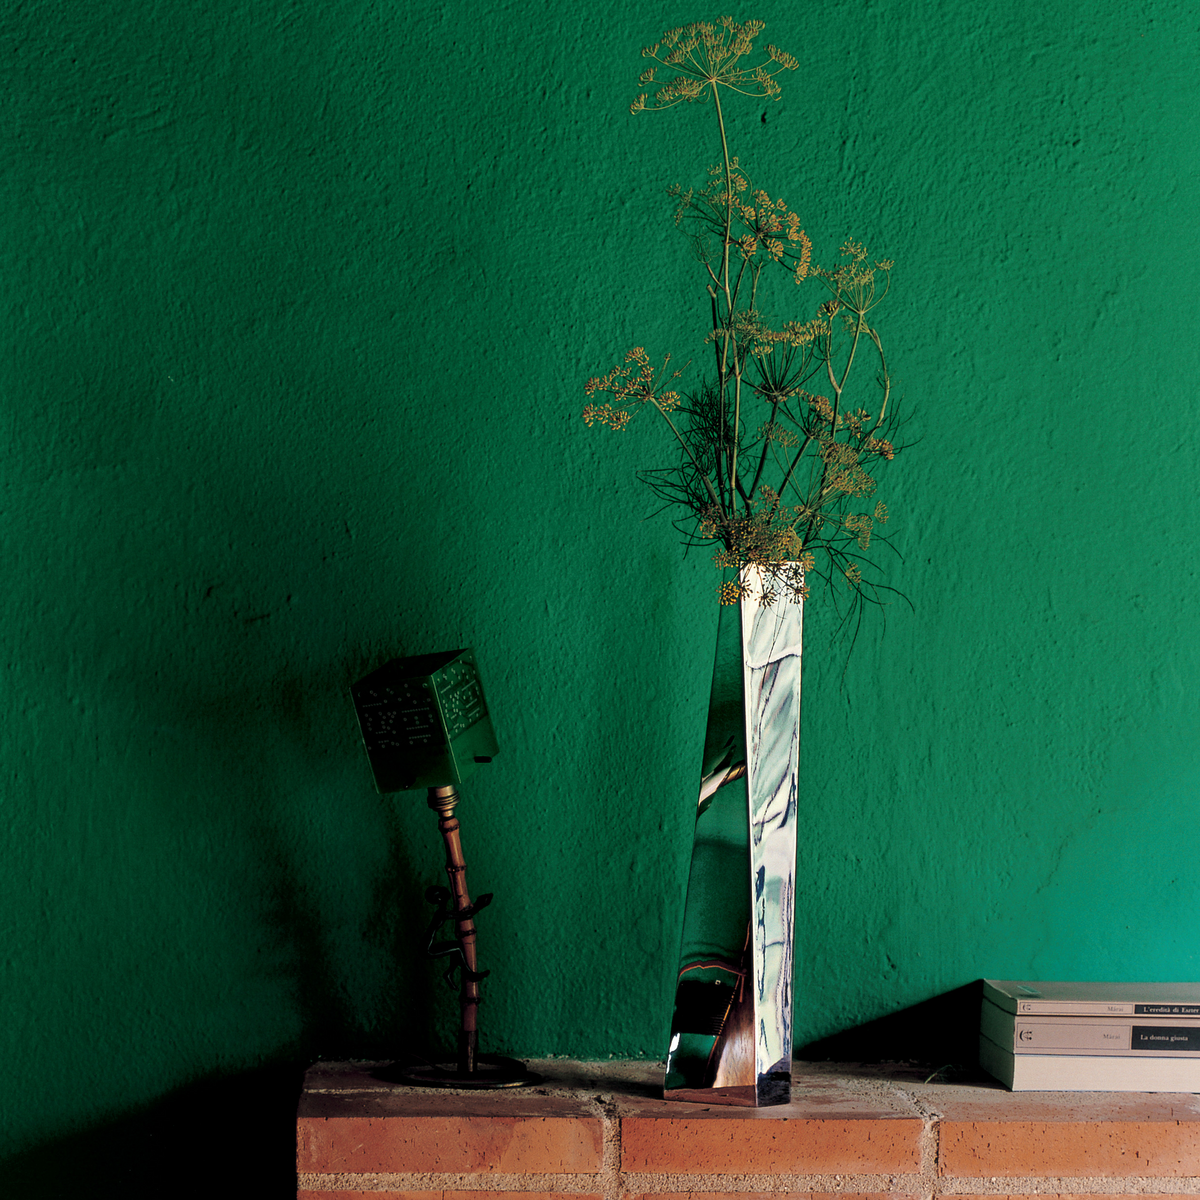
top-left (983, 980), bottom-right (1200, 1017)
top-left (982, 999), bottom-right (1200, 1056)
top-left (980, 1035), bottom-right (1200, 1092)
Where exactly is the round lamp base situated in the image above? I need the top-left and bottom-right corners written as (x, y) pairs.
top-left (373, 1054), bottom-right (542, 1089)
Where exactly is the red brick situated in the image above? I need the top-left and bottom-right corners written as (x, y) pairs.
top-left (297, 1065), bottom-right (604, 1176)
top-left (299, 1193), bottom-right (602, 1200)
top-left (951, 1195), bottom-right (1185, 1200)
top-left (940, 1119), bottom-right (1200, 1177)
top-left (620, 1115), bottom-right (922, 1174)
top-left (622, 1193), bottom-right (914, 1200)
top-left (298, 1110), bottom-right (601, 1174)
top-left (929, 1090), bottom-right (1200, 1123)
top-left (615, 1067), bottom-right (925, 1121)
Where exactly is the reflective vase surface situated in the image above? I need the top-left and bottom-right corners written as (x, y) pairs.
top-left (664, 565), bottom-right (803, 1106)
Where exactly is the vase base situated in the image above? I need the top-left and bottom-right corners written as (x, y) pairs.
top-left (664, 1071), bottom-right (791, 1107)
top-left (664, 1083), bottom-right (758, 1105)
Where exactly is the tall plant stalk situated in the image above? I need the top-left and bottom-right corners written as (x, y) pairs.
top-left (585, 18), bottom-right (906, 617)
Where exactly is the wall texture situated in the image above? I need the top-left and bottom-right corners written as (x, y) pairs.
top-left (4, 0), bottom-right (1199, 1160)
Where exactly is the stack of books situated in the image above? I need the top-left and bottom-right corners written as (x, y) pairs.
top-left (980, 979), bottom-right (1200, 1091)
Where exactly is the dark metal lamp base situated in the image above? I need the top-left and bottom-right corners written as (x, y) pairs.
top-left (373, 1054), bottom-right (542, 1089)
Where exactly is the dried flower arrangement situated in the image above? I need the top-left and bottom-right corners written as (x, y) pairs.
top-left (584, 17), bottom-right (906, 619)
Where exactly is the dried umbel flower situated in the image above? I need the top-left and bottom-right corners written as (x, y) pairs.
top-left (584, 17), bottom-right (906, 625)
top-left (584, 348), bottom-right (684, 428)
top-left (630, 17), bottom-right (797, 114)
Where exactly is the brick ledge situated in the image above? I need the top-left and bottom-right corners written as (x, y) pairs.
top-left (297, 1059), bottom-right (1200, 1198)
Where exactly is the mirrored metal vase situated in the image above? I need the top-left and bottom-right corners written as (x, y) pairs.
top-left (664, 566), bottom-right (802, 1107)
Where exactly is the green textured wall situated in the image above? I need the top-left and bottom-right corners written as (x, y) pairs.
top-left (4, 0), bottom-right (1200, 1160)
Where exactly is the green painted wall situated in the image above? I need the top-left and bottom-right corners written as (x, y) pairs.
top-left (4, 0), bottom-right (1199, 1158)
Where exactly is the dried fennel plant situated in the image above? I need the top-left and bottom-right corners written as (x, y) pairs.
top-left (583, 17), bottom-right (906, 622)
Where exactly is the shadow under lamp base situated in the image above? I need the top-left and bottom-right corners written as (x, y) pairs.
top-left (373, 1054), bottom-right (542, 1089)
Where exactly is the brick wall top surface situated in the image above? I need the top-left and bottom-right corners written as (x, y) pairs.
top-left (299, 1061), bottom-right (600, 1119)
top-left (298, 1059), bottom-right (1200, 1190)
top-left (299, 1058), bottom-right (1200, 1125)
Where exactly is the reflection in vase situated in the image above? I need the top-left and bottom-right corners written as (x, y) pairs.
top-left (665, 566), bottom-right (802, 1106)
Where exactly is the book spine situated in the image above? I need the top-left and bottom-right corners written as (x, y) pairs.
top-left (1011, 1001), bottom-right (1200, 1016)
top-left (982, 1000), bottom-right (1200, 1054)
top-left (1011, 1023), bottom-right (1200, 1055)
top-left (982, 983), bottom-right (1200, 1017)
top-left (979, 1036), bottom-right (1200, 1092)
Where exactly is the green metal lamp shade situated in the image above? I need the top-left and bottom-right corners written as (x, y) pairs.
top-left (351, 648), bottom-right (498, 792)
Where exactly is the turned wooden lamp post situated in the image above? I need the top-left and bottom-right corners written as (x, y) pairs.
top-left (351, 648), bottom-right (537, 1087)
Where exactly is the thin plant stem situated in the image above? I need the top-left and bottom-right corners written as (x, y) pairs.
top-left (584, 19), bottom-right (906, 622)
top-left (710, 84), bottom-right (744, 518)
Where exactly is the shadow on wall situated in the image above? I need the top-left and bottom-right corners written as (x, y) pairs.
top-left (0, 1062), bottom-right (305, 1200)
top-left (797, 981), bottom-right (984, 1074)
top-left (222, 647), bottom-right (478, 1064)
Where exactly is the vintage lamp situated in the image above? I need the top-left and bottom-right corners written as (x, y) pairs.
top-left (351, 648), bottom-right (537, 1087)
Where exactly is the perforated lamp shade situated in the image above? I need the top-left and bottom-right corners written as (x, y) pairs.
top-left (351, 649), bottom-right (498, 792)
